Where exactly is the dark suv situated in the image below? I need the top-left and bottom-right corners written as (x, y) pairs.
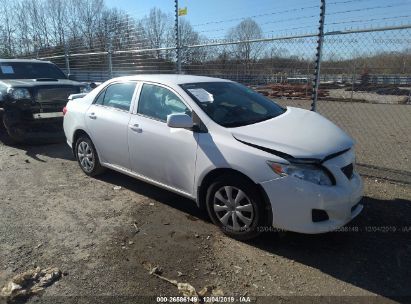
top-left (0, 59), bottom-right (88, 143)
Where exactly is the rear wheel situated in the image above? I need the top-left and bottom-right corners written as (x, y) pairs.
top-left (206, 175), bottom-right (265, 240)
top-left (75, 136), bottom-right (105, 176)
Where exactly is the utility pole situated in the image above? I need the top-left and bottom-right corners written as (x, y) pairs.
top-left (311, 0), bottom-right (326, 112)
top-left (64, 40), bottom-right (71, 77)
top-left (175, 0), bottom-right (181, 74)
top-left (108, 36), bottom-right (113, 79)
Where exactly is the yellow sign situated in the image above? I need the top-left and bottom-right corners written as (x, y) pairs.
top-left (178, 7), bottom-right (187, 16)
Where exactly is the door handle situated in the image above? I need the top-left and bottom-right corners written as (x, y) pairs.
top-left (88, 113), bottom-right (97, 119)
top-left (130, 124), bottom-right (142, 133)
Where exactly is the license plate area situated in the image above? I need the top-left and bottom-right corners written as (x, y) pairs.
top-left (33, 112), bottom-right (63, 119)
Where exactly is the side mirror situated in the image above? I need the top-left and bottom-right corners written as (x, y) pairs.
top-left (67, 74), bottom-right (76, 81)
top-left (167, 113), bottom-right (193, 129)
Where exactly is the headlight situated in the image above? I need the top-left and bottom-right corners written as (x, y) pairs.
top-left (7, 88), bottom-right (31, 100)
top-left (267, 161), bottom-right (334, 186)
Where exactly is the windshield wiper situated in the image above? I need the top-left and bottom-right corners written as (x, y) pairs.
top-left (224, 116), bottom-right (275, 128)
top-left (35, 78), bottom-right (59, 81)
top-left (223, 122), bottom-right (246, 128)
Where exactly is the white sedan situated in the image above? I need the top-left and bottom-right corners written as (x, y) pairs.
top-left (63, 75), bottom-right (363, 240)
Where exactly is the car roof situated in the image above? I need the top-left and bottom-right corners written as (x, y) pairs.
top-left (116, 74), bottom-right (233, 85)
top-left (0, 59), bottom-right (52, 64)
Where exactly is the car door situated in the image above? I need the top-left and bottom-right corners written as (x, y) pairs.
top-left (86, 81), bottom-right (137, 169)
top-left (128, 82), bottom-right (199, 195)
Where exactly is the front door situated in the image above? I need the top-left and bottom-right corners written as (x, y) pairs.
top-left (128, 83), bottom-right (198, 195)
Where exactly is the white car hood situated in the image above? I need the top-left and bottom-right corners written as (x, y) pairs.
top-left (231, 107), bottom-right (353, 160)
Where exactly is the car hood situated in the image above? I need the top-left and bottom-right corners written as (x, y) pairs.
top-left (231, 107), bottom-right (353, 161)
top-left (0, 79), bottom-right (82, 88)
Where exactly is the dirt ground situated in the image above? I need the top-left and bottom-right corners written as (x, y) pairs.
top-left (0, 121), bottom-right (410, 303)
top-left (276, 99), bottom-right (411, 181)
top-left (327, 88), bottom-right (408, 104)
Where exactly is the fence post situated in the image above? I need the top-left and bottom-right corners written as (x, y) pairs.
top-left (108, 37), bottom-right (113, 79)
top-left (311, 0), bottom-right (326, 112)
top-left (34, 39), bottom-right (39, 59)
top-left (350, 61), bottom-right (356, 102)
top-left (64, 41), bottom-right (71, 77)
top-left (175, 0), bottom-right (181, 74)
top-left (306, 61), bottom-right (310, 97)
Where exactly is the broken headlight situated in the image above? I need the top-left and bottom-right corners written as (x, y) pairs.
top-left (267, 161), bottom-right (334, 186)
top-left (7, 88), bottom-right (31, 100)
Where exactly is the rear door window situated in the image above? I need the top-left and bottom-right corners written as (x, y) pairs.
top-left (95, 82), bottom-right (137, 111)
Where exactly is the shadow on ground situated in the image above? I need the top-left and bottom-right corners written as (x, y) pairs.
top-left (251, 196), bottom-right (411, 299)
top-left (0, 129), bottom-right (73, 162)
top-left (96, 169), bottom-right (208, 222)
top-left (99, 169), bottom-right (411, 299)
top-left (21, 142), bottom-right (73, 162)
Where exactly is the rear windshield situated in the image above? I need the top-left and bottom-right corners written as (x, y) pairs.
top-left (180, 82), bottom-right (286, 128)
top-left (0, 62), bottom-right (67, 80)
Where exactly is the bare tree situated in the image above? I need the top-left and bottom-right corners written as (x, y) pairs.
top-left (72, 0), bottom-right (105, 50)
top-left (178, 19), bottom-right (206, 64)
top-left (65, 0), bottom-right (82, 41)
top-left (141, 7), bottom-right (170, 58)
top-left (14, 1), bottom-right (32, 55)
top-left (226, 18), bottom-right (264, 74)
top-left (0, 0), bottom-right (17, 57)
top-left (96, 9), bottom-right (141, 51)
top-left (25, 0), bottom-right (51, 50)
top-left (47, 0), bottom-right (68, 46)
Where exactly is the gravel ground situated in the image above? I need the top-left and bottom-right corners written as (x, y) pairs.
top-left (327, 89), bottom-right (408, 104)
top-left (0, 112), bottom-right (410, 303)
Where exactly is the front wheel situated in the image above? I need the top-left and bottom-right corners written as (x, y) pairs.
top-left (206, 175), bottom-right (265, 240)
top-left (2, 111), bottom-right (25, 144)
top-left (75, 136), bottom-right (105, 176)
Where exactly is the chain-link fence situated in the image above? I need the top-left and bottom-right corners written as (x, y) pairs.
top-left (317, 27), bottom-right (411, 183)
top-left (3, 0), bottom-right (411, 183)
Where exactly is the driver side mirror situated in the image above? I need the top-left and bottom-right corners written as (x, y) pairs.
top-left (167, 113), bottom-right (193, 129)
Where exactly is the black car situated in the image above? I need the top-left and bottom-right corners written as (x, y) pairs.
top-left (0, 59), bottom-right (88, 143)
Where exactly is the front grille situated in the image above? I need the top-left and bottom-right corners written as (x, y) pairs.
top-left (341, 163), bottom-right (354, 179)
top-left (35, 87), bottom-right (78, 103)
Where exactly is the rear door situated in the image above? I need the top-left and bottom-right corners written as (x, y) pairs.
top-left (86, 81), bottom-right (138, 169)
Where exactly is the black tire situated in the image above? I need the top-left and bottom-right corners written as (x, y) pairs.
top-left (74, 136), bottom-right (105, 176)
top-left (205, 175), bottom-right (265, 240)
top-left (0, 111), bottom-right (4, 130)
top-left (0, 127), bottom-right (17, 146)
top-left (2, 112), bottom-right (24, 145)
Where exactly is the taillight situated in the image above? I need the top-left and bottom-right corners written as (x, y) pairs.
top-left (63, 106), bottom-right (67, 116)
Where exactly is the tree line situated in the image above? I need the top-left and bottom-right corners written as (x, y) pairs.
top-left (0, 0), bottom-right (262, 61)
top-left (0, 0), bottom-right (409, 77)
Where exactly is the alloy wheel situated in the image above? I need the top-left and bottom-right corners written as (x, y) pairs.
top-left (213, 186), bottom-right (254, 231)
top-left (77, 141), bottom-right (94, 172)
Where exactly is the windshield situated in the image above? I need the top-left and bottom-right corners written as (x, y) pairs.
top-left (180, 82), bottom-right (286, 128)
top-left (0, 62), bottom-right (67, 80)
